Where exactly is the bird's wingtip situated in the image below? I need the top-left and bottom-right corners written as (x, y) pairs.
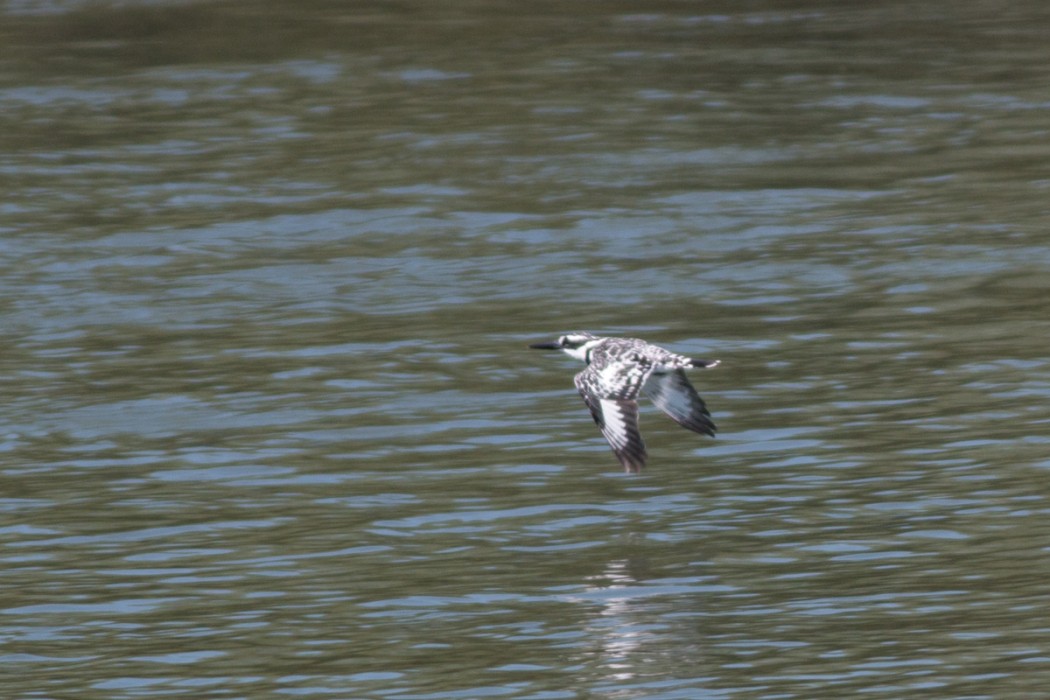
top-left (619, 455), bottom-right (646, 474)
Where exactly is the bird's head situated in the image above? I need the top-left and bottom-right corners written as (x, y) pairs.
top-left (528, 331), bottom-right (599, 362)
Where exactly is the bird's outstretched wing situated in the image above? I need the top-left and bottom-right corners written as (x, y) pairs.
top-left (642, 370), bottom-right (717, 437)
top-left (574, 368), bottom-right (647, 472)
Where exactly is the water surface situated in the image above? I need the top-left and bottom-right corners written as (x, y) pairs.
top-left (2, 1), bottom-right (1050, 698)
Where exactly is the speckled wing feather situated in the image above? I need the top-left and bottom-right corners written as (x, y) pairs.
top-left (641, 369), bottom-right (717, 437)
top-left (574, 368), bottom-right (648, 472)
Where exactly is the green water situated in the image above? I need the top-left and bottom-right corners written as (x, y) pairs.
top-left (2, 1), bottom-right (1050, 698)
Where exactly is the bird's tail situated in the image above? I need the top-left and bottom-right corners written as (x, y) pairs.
top-left (688, 358), bottom-right (720, 369)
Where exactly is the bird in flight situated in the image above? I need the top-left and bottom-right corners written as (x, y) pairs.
top-left (529, 332), bottom-right (719, 473)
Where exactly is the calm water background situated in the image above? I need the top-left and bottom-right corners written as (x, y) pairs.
top-left (3, 0), bottom-right (1050, 698)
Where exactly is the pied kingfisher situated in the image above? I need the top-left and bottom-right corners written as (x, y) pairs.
top-left (529, 331), bottom-right (719, 473)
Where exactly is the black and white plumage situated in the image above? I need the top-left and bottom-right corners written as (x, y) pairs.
top-left (529, 331), bottom-right (719, 473)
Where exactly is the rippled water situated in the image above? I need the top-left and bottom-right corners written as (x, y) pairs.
top-left (3, 1), bottom-right (1050, 698)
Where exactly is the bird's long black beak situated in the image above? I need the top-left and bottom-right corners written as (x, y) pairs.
top-left (528, 341), bottom-right (562, 350)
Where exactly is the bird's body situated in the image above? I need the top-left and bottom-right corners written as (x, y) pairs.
top-left (529, 332), bottom-right (719, 473)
